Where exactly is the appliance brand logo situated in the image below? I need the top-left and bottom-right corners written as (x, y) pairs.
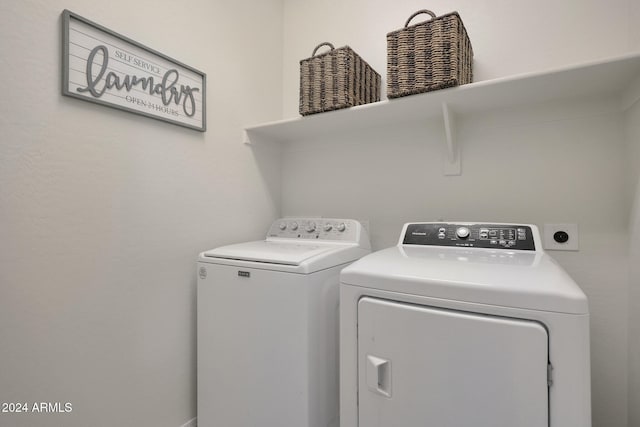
top-left (238, 271), bottom-right (251, 278)
top-left (198, 267), bottom-right (207, 280)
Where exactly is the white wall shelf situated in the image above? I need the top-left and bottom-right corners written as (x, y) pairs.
top-left (244, 52), bottom-right (640, 175)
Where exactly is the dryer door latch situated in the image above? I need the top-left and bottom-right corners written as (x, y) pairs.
top-left (366, 355), bottom-right (392, 398)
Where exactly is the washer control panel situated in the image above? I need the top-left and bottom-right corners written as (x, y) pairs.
top-left (267, 218), bottom-right (359, 242)
top-left (402, 223), bottom-right (536, 251)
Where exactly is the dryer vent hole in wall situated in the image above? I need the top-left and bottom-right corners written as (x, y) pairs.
top-left (554, 231), bottom-right (570, 243)
top-left (543, 223), bottom-right (579, 251)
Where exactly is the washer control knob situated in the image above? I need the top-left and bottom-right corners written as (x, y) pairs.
top-left (323, 223), bottom-right (333, 232)
top-left (289, 222), bottom-right (299, 231)
top-left (456, 226), bottom-right (471, 239)
top-left (337, 223), bottom-right (346, 232)
top-left (279, 222), bottom-right (287, 230)
top-left (306, 222), bottom-right (316, 232)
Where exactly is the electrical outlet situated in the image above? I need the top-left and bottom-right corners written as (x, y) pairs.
top-left (543, 223), bottom-right (579, 251)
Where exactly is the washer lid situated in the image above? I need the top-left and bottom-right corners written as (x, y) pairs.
top-left (202, 240), bottom-right (345, 266)
top-left (340, 245), bottom-right (588, 314)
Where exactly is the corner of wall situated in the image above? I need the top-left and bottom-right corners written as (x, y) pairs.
top-left (624, 92), bottom-right (640, 427)
top-left (630, 0), bottom-right (640, 51)
top-left (280, 0), bottom-right (291, 120)
top-left (178, 417), bottom-right (197, 427)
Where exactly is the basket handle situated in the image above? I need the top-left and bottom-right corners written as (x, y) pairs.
top-left (312, 42), bottom-right (335, 56)
top-left (405, 10), bottom-right (436, 27)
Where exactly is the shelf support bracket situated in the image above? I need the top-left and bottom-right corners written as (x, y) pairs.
top-left (441, 102), bottom-right (461, 175)
top-left (242, 129), bottom-right (252, 145)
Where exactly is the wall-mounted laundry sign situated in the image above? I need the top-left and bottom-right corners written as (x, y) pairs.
top-left (61, 10), bottom-right (206, 132)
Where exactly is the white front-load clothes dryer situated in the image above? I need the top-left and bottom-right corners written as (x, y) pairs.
top-left (340, 222), bottom-right (590, 427)
top-left (197, 218), bottom-right (370, 427)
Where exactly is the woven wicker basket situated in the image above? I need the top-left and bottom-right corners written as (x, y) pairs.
top-left (300, 42), bottom-right (381, 116)
top-left (387, 10), bottom-right (473, 98)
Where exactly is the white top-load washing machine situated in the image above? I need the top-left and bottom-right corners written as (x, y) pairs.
top-left (197, 218), bottom-right (370, 427)
top-left (340, 222), bottom-right (590, 427)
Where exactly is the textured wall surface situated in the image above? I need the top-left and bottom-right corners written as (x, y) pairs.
top-left (0, 1), bottom-right (283, 426)
top-left (625, 97), bottom-right (640, 427)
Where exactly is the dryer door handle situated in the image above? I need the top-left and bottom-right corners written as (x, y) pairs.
top-left (366, 355), bottom-right (392, 397)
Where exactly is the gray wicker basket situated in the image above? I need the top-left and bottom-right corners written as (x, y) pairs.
top-left (387, 10), bottom-right (473, 98)
top-left (300, 42), bottom-right (381, 116)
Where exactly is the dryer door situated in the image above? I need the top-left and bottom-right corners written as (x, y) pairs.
top-left (357, 297), bottom-right (549, 427)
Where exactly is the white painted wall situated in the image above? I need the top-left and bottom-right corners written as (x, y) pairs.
top-left (631, 0), bottom-right (640, 50)
top-left (0, 1), bottom-right (283, 426)
top-left (281, 1), bottom-right (640, 426)
top-left (625, 95), bottom-right (640, 427)
top-left (627, 3), bottom-right (640, 420)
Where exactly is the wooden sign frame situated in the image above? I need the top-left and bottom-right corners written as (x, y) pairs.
top-left (62, 10), bottom-right (206, 132)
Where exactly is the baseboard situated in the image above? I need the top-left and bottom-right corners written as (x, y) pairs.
top-left (179, 417), bottom-right (197, 427)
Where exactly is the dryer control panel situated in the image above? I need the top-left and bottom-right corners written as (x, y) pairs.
top-left (402, 223), bottom-right (536, 251)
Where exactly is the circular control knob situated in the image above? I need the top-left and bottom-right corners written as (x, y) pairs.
top-left (337, 223), bottom-right (346, 232)
top-left (306, 222), bottom-right (316, 232)
top-left (323, 224), bottom-right (333, 232)
top-left (279, 222), bottom-right (287, 230)
top-left (289, 222), bottom-right (298, 231)
top-left (456, 226), bottom-right (470, 239)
